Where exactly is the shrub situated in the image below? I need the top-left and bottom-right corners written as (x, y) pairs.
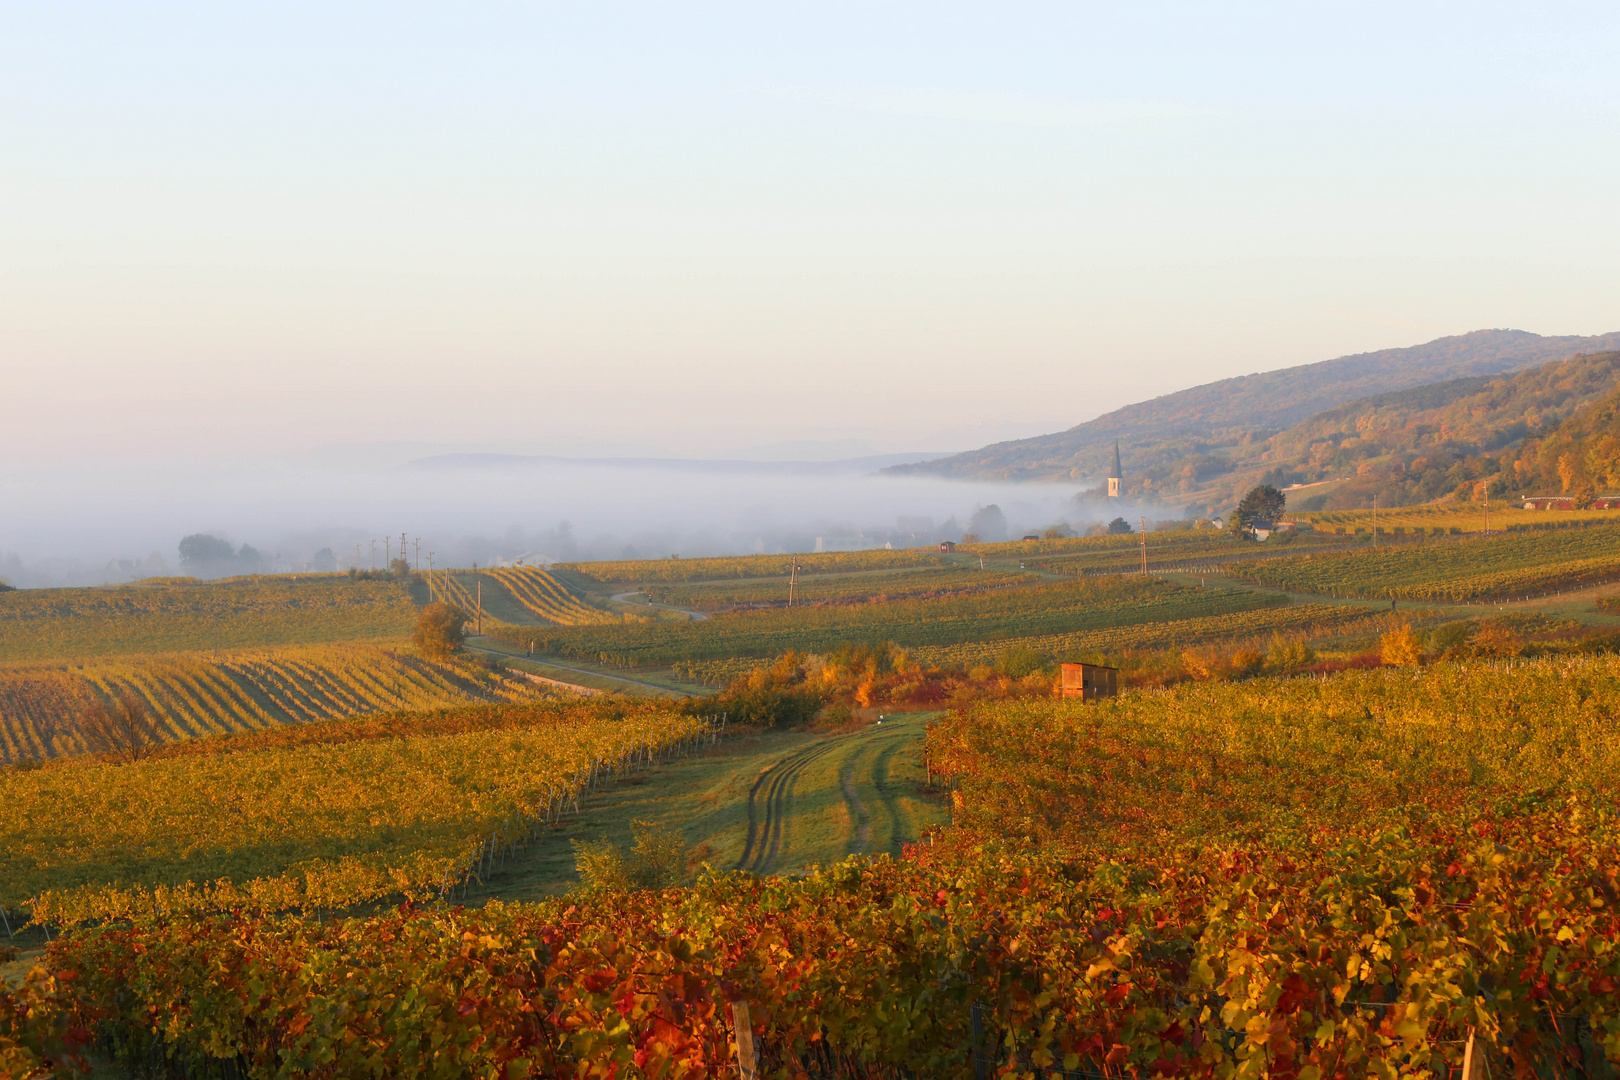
top-left (694, 652), bottom-right (828, 728)
top-left (1379, 623), bottom-right (1424, 666)
top-left (1231, 648), bottom-right (1264, 677)
top-left (413, 603), bottom-right (467, 659)
top-left (78, 691), bottom-right (163, 763)
top-left (993, 647), bottom-right (1048, 679)
top-left (571, 820), bottom-right (690, 895)
top-left (1265, 634), bottom-right (1316, 671)
top-left (1471, 620), bottom-right (1524, 658)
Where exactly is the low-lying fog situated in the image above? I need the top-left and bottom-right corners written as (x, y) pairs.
top-left (0, 453), bottom-right (1180, 587)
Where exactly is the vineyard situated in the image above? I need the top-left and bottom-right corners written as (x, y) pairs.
top-left (3, 698), bottom-right (710, 923)
top-left (675, 602), bottom-right (1406, 685)
top-left (0, 574), bottom-right (417, 661)
top-left (1227, 521), bottom-right (1620, 601)
top-left (430, 568), bottom-right (481, 613)
top-left (644, 565), bottom-right (1038, 609)
top-left (960, 529), bottom-right (1331, 559)
top-left (430, 568), bottom-right (625, 628)
top-left (907, 600), bottom-right (1402, 668)
top-left (10, 654), bottom-right (1619, 1077)
top-left (489, 577), bottom-right (1286, 667)
top-left (0, 643), bottom-right (547, 764)
top-left (485, 565), bottom-right (618, 624)
top-left (1297, 502), bottom-right (1620, 534)
top-left (561, 547), bottom-right (944, 584)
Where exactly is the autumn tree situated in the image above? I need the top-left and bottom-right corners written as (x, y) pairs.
top-left (413, 603), bottom-right (467, 659)
top-left (78, 691), bottom-right (164, 763)
top-left (1558, 453), bottom-right (1578, 493)
top-left (178, 533), bottom-right (236, 574)
top-left (966, 504), bottom-right (1008, 543)
top-left (1233, 484), bottom-right (1286, 533)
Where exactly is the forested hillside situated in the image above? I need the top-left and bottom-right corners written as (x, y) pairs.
top-left (1256, 350), bottom-right (1620, 509)
top-left (887, 328), bottom-right (1620, 488)
top-left (1367, 369), bottom-right (1620, 508)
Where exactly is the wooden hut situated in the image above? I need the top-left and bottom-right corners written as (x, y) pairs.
top-left (1059, 662), bottom-right (1118, 701)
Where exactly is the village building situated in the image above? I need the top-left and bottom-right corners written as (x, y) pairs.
top-left (1521, 495), bottom-right (1620, 510)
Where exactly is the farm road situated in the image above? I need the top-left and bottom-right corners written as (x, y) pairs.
top-left (610, 592), bottom-right (710, 620)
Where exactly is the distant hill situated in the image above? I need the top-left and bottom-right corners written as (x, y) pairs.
top-left (404, 451), bottom-right (954, 475)
top-left (1255, 351), bottom-right (1620, 511)
top-left (885, 330), bottom-right (1620, 495)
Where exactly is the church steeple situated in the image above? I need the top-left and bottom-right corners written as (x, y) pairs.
top-left (1107, 441), bottom-right (1122, 498)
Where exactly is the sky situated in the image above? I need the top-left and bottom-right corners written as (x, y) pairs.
top-left (4, 1), bottom-right (1618, 465)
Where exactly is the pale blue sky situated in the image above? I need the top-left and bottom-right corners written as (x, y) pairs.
top-left (4, 2), bottom-right (1618, 460)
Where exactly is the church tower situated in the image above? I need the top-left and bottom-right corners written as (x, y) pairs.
top-left (1107, 441), bottom-right (1122, 498)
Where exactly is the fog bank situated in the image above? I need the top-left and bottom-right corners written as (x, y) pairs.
top-left (0, 455), bottom-right (1186, 587)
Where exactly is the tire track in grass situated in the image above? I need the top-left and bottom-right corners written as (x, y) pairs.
top-left (736, 740), bottom-right (840, 874)
top-left (841, 758), bottom-right (871, 855)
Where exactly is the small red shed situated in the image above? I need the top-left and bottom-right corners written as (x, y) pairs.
top-left (1059, 663), bottom-right (1118, 701)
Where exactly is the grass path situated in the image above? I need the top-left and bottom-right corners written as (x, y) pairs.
top-left (469, 712), bottom-right (947, 903)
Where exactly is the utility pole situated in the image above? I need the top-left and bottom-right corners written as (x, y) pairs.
top-left (427, 551), bottom-right (435, 600)
top-left (386, 536), bottom-right (392, 567)
top-left (1140, 517), bottom-right (1147, 573)
top-left (413, 537), bottom-right (420, 571)
top-left (787, 563), bottom-right (799, 607)
top-left (370, 539), bottom-right (377, 570)
top-left (401, 533), bottom-right (408, 568)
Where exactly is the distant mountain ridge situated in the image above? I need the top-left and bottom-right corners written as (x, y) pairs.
top-left (886, 329), bottom-right (1620, 486)
top-left (404, 451), bottom-right (954, 476)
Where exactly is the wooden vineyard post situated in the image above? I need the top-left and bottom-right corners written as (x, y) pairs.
top-left (1461, 1028), bottom-right (1485, 1080)
top-left (970, 1000), bottom-right (987, 1080)
top-left (730, 1000), bottom-right (759, 1080)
